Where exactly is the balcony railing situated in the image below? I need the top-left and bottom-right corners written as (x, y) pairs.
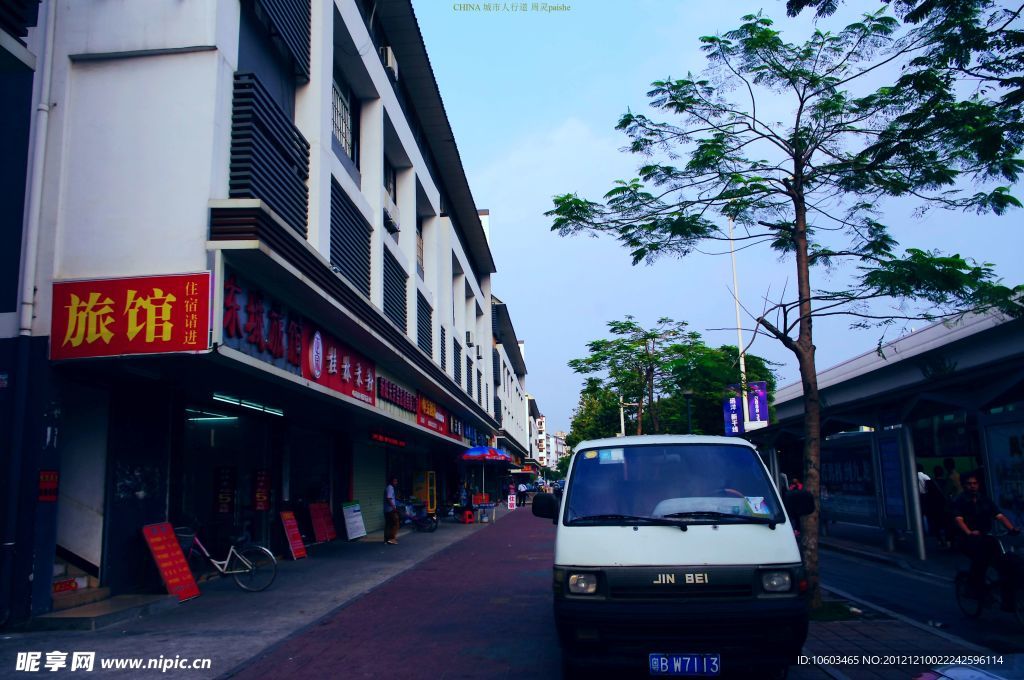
top-left (230, 73), bottom-right (310, 238)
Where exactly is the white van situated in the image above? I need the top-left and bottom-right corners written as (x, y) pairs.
top-left (532, 435), bottom-right (811, 678)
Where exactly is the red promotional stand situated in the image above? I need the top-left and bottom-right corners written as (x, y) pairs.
top-left (279, 511), bottom-right (307, 560)
top-left (308, 502), bottom-right (337, 543)
top-left (142, 522), bottom-right (200, 602)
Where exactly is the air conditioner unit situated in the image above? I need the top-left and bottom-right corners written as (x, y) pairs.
top-left (380, 46), bottom-right (398, 81)
top-left (465, 331), bottom-right (474, 347)
top-left (476, 347), bottom-right (483, 360)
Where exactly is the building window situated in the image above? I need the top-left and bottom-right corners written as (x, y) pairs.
top-left (332, 76), bottom-right (358, 163)
top-left (416, 218), bottom-right (425, 279)
top-left (440, 327), bottom-right (447, 371)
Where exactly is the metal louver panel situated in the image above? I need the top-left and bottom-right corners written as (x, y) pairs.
top-left (440, 327), bottom-right (447, 371)
top-left (417, 293), bottom-right (432, 355)
top-left (454, 341), bottom-right (462, 385)
top-left (382, 248), bottom-right (407, 330)
top-left (330, 178), bottom-right (371, 296)
top-left (253, 0), bottom-right (311, 81)
top-left (492, 347), bottom-right (500, 387)
top-left (230, 73), bottom-right (310, 237)
top-left (466, 357), bottom-right (473, 399)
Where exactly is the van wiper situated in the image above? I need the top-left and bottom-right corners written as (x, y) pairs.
top-left (568, 514), bottom-right (689, 531)
top-left (661, 511), bottom-right (777, 530)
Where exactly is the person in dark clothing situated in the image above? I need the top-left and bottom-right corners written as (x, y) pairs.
top-left (952, 473), bottom-right (1020, 609)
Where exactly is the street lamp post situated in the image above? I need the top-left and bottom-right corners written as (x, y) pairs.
top-left (727, 213), bottom-right (750, 431)
top-left (618, 396), bottom-right (639, 437)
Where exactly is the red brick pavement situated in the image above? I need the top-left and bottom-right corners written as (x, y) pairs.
top-left (231, 509), bottom-right (562, 679)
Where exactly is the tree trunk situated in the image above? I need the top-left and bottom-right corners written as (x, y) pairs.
top-left (636, 397), bottom-right (644, 435)
top-left (791, 184), bottom-right (823, 609)
top-left (648, 368), bottom-right (659, 433)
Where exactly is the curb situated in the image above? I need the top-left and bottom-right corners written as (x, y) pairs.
top-left (821, 584), bottom-right (991, 654)
top-left (820, 539), bottom-right (955, 583)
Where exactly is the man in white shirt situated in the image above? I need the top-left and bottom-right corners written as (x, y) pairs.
top-left (384, 477), bottom-right (399, 545)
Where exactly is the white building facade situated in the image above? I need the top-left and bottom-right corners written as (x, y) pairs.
top-left (1, 0), bottom-right (522, 622)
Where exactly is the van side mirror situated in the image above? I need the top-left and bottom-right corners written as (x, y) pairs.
top-left (532, 492), bottom-right (559, 524)
top-left (783, 489), bottom-right (815, 518)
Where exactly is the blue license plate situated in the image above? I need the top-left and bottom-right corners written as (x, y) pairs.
top-left (649, 653), bottom-right (721, 676)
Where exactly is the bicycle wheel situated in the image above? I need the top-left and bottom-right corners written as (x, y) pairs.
top-left (229, 545), bottom-right (277, 592)
top-left (955, 573), bottom-right (983, 618)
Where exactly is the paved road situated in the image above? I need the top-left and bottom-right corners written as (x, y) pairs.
top-left (821, 551), bottom-right (1024, 653)
top-left (229, 509), bottom-right (562, 679)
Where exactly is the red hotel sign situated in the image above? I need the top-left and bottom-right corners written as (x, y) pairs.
top-left (51, 273), bottom-right (211, 360)
top-left (301, 326), bottom-right (376, 406)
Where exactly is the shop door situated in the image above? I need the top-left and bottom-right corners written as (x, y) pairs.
top-left (102, 390), bottom-right (171, 595)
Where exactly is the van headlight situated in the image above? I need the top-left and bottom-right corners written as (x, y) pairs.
top-left (761, 570), bottom-right (792, 592)
top-left (568, 572), bottom-right (599, 595)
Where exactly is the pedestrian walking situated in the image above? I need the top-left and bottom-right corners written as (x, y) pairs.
top-left (384, 476), bottom-right (400, 545)
top-left (517, 482), bottom-right (528, 508)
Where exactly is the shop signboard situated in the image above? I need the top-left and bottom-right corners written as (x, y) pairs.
top-left (417, 394), bottom-right (448, 435)
top-left (342, 502), bottom-right (367, 540)
top-left (301, 326), bottom-right (376, 406)
top-left (51, 273), bottom-right (211, 360)
top-left (253, 469), bottom-right (271, 511)
top-left (308, 502), bottom-right (337, 542)
top-left (222, 272), bottom-right (302, 374)
top-left (507, 495), bottom-right (517, 510)
top-left (142, 522), bottom-right (200, 602)
top-left (38, 470), bottom-right (59, 502)
top-left (214, 467), bottom-right (235, 514)
top-left (279, 511), bottom-right (307, 559)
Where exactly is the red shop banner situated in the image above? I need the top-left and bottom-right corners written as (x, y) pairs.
top-left (301, 327), bottom-right (376, 407)
top-left (142, 522), bottom-right (200, 602)
top-left (416, 394), bottom-right (462, 440)
top-left (280, 511), bottom-right (307, 560)
top-left (308, 502), bottom-right (337, 543)
top-left (51, 273), bottom-right (211, 360)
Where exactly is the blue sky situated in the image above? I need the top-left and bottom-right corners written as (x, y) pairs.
top-left (413, 1), bottom-right (1024, 434)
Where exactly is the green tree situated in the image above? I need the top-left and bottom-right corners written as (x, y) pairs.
top-left (565, 378), bottom-right (622, 447)
top-left (568, 317), bottom-right (697, 435)
top-left (548, 9), bottom-right (1022, 606)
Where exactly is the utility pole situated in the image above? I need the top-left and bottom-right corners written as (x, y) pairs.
top-left (618, 396), bottom-right (639, 437)
top-left (727, 213), bottom-right (750, 431)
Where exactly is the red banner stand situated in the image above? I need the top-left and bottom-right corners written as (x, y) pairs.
top-left (142, 522), bottom-right (200, 602)
top-left (308, 502), bottom-right (337, 543)
top-left (280, 511), bottom-right (307, 560)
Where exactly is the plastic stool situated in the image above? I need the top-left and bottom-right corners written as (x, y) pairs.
top-left (462, 510), bottom-right (475, 524)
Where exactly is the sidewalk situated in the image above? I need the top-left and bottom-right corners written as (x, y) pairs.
top-left (0, 510), bottom-right (1005, 679)
top-left (0, 504), bottom-right (517, 678)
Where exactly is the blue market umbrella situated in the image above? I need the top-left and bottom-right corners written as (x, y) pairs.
top-left (461, 447), bottom-right (512, 493)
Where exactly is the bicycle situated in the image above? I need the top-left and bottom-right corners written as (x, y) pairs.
top-left (174, 526), bottom-right (278, 592)
top-left (954, 530), bottom-right (1024, 626)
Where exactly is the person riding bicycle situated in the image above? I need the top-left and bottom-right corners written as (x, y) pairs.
top-left (952, 472), bottom-right (1021, 610)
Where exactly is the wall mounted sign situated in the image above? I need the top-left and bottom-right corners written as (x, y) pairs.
top-left (38, 470), bottom-right (59, 502)
top-left (51, 273), bottom-right (211, 359)
top-left (214, 467), bottom-right (236, 514)
top-left (370, 432), bottom-right (406, 447)
top-left (142, 522), bottom-right (200, 602)
top-left (253, 469), bottom-right (271, 511)
top-left (222, 272), bottom-right (302, 374)
top-left (300, 327), bottom-right (376, 406)
top-left (377, 376), bottom-right (417, 413)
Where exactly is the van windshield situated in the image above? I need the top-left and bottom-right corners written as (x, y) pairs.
top-left (564, 444), bottom-right (784, 526)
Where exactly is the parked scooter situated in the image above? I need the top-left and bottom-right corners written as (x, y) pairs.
top-left (399, 500), bottom-right (439, 532)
